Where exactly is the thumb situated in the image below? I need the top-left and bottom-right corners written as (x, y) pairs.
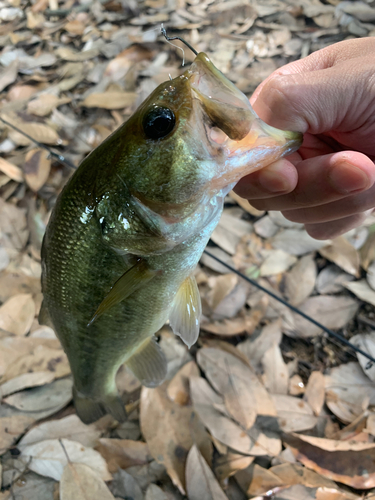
top-left (252, 64), bottom-right (364, 135)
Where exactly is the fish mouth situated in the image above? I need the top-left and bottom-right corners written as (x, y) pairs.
top-left (187, 53), bottom-right (303, 189)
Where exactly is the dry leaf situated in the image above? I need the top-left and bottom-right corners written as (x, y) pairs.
top-left (238, 320), bottom-right (282, 372)
top-left (140, 380), bottom-right (212, 495)
top-left (4, 115), bottom-right (60, 145)
top-left (0, 371), bottom-right (55, 397)
top-left (285, 433), bottom-right (375, 489)
top-left (20, 438), bottom-right (112, 481)
top-left (0, 293), bottom-right (35, 336)
top-left (260, 249), bottom-right (297, 277)
top-left (345, 279), bottom-right (375, 306)
top-left (262, 343), bottom-right (289, 394)
top-left (0, 60), bottom-right (18, 92)
top-left (286, 295), bottom-right (358, 338)
top-left (304, 371), bottom-right (325, 416)
top-left (60, 462), bottom-right (115, 500)
top-left (167, 360), bottom-right (200, 405)
top-left (284, 254), bottom-right (317, 306)
top-left (215, 452), bottom-right (254, 482)
top-left (210, 211), bottom-right (252, 255)
top-left (316, 265), bottom-right (354, 295)
top-left (197, 348), bottom-right (276, 422)
top-left (0, 157), bottom-right (23, 182)
top-left (272, 395), bottom-right (317, 433)
top-left (0, 416), bottom-right (34, 455)
top-left (55, 47), bottom-right (99, 61)
top-left (2, 344), bottom-right (70, 382)
top-left (110, 468), bottom-right (144, 499)
top-left (145, 484), bottom-right (168, 500)
top-left (319, 237), bottom-right (360, 277)
top-left (3, 378), bottom-right (72, 414)
top-left (190, 377), bottom-right (280, 457)
top-left (271, 229), bottom-right (329, 256)
top-left (81, 92), bottom-right (137, 109)
top-left (27, 94), bottom-right (70, 117)
top-left (351, 332), bottom-right (375, 382)
top-left (24, 148), bottom-right (51, 192)
top-left (96, 439), bottom-right (152, 473)
top-left (229, 191), bottom-right (265, 216)
top-left (186, 445), bottom-right (229, 500)
top-left (325, 362), bottom-right (375, 423)
top-left (18, 414), bottom-right (102, 449)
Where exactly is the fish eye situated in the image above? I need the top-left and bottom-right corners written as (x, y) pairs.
top-left (143, 107), bottom-right (176, 140)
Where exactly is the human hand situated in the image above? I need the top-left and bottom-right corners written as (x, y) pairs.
top-left (234, 38), bottom-right (375, 239)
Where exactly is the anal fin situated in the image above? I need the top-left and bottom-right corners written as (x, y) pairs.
top-left (169, 275), bottom-right (201, 349)
top-left (88, 258), bottom-right (157, 326)
top-left (126, 337), bottom-right (167, 388)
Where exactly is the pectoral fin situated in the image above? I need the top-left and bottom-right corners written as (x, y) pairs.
top-left (126, 336), bottom-right (167, 387)
top-left (88, 259), bottom-right (156, 326)
top-left (169, 275), bottom-right (201, 349)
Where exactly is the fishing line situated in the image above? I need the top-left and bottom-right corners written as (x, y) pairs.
top-left (0, 115), bottom-right (76, 170)
top-left (2, 88), bottom-right (374, 366)
top-left (160, 24), bottom-right (198, 63)
top-left (203, 249), bottom-right (375, 365)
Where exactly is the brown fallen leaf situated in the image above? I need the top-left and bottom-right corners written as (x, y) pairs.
top-left (0, 157), bottom-right (23, 182)
top-left (60, 462), bottom-right (115, 500)
top-left (0, 371), bottom-right (55, 397)
top-left (81, 92), bottom-right (137, 110)
top-left (145, 484), bottom-right (168, 500)
top-left (197, 348), bottom-right (276, 421)
top-left (304, 371), bottom-right (325, 416)
top-left (210, 211), bottom-right (253, 255)
top-left (0, 59), bottom-right (18, 92)
top-left (20, 438), bottom-right (112, 481)
top-left (2, 344), bottom-right (70, 382)
top-left (3, 377), bottom-right (72, 414)
top-left (190, 377), bottom-right (280, 457)
top-left (0, 415), bottom-right (35, 455)
top-left (325, 362), bottom-right (375, 423)
top-left (260, 249), bottom-right (297, 277)
top-left (3, 115), bottom-right (60, 146)
top-left (285, 433), bottom-right (375, 489)
top-left (215, 452), bottom-right (254, 482)
top-left (284, 254), bottom-right (317, 306)
top-left (24, 148), bottom-right (51, 192)
top-left (351, 332), bottom-right (375, 382)
top-left (319, 237), bottom-right (360, 277)
top-left (272, 395), bottom-right (317, 433)
top-left (18, 414), bottom-right (103, 449)
top-left (345, 279), bottom-right (375, 307)
top-left (96, 439), bottom-right (152, 473)
top-left (27, 94), bottom-right (70, 117)
top-left (167, 360), bottom-right (200, 405)
top-left (0, 293), bottom-right (35, 336)
top-left (286, 295), bottom-right (358, 338)
top-left (55, 47), bottom-right (99, 61)
top-left (186, 444), bottom-right (229, 500)
top-left (140, 378), bottom-right (212, 495)
top-left (262, 342), bottom-right (289, 395)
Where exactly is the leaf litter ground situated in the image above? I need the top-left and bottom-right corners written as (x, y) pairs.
top-left (2, 0), bottom-right (375, 499)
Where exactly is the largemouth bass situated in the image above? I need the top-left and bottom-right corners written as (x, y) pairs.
top-left (40, 52), bottom-right (302, 424)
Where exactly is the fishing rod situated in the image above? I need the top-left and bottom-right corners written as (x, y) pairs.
top-left (1, 30), bottom-right (374, 366)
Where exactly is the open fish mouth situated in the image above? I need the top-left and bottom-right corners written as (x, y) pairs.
top-left (187, 53), bottom-right (303, 189)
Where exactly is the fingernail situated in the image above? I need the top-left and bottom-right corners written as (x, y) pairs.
top-left (259, 165), bottom-right (290, 193)
top-left (329, 162), bottom-right (370, 194)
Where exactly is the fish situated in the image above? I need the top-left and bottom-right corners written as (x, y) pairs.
top-left (40, 52), bottom-right (302, 424)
